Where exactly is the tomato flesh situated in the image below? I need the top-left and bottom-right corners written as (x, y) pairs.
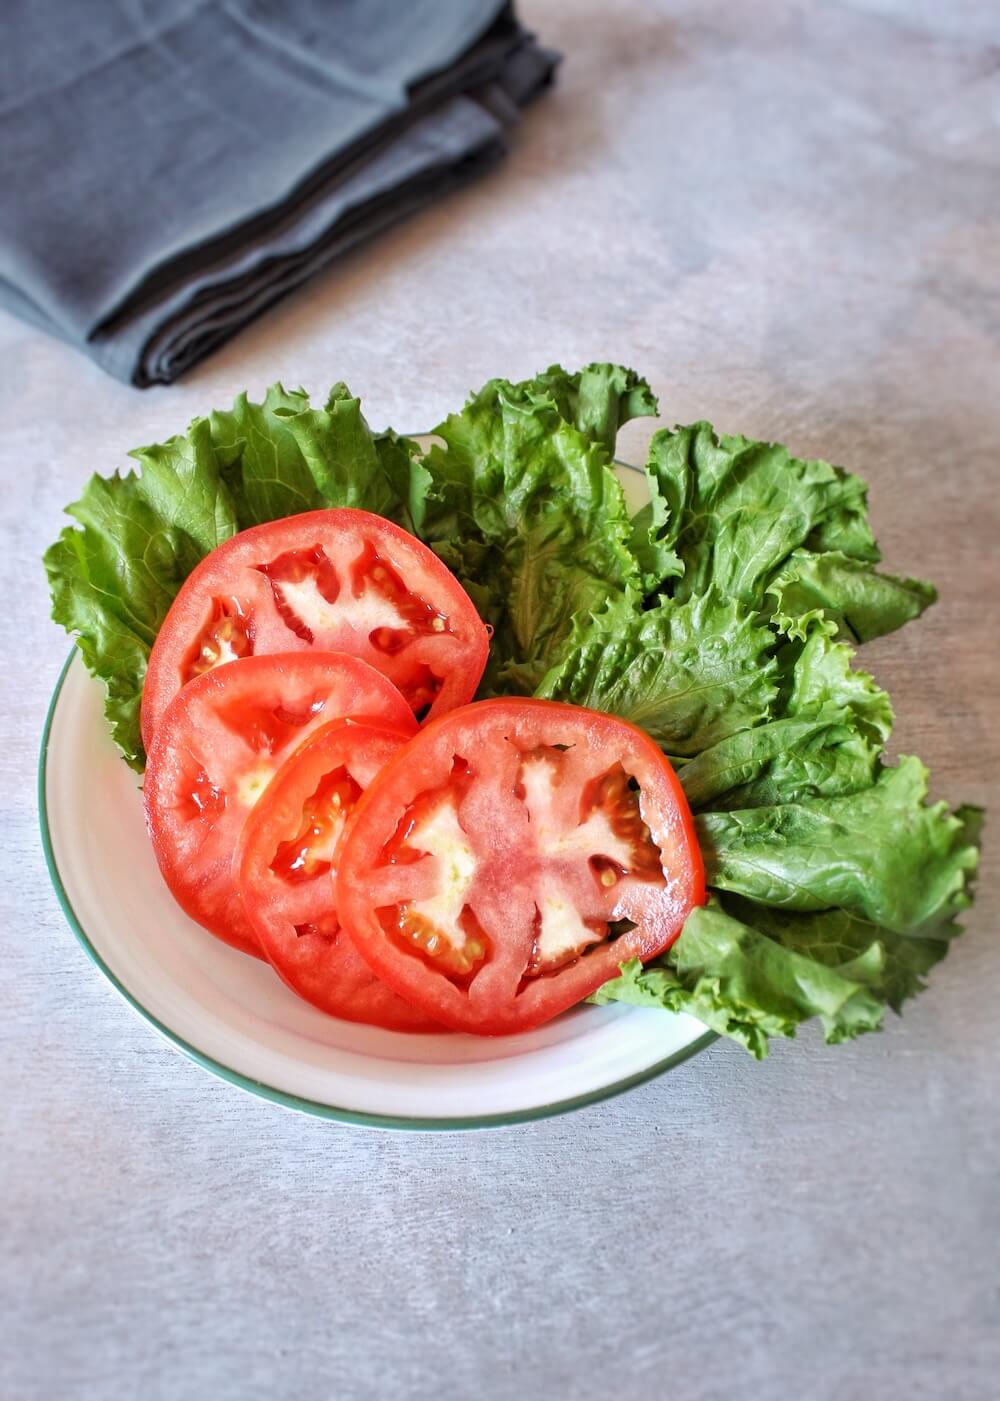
top-left (335, 699), bottom-right (706, 1035)
top-left (185, 598), bottom-right (253, 681)
top-left (382, 899), bottom-right (491, 981)
top-left (142, 508), bottom-right (489, 751)
top-left (350, 540), bottom-right (451, 650)
top-left (373, 772), bottom-right (492, 981)
top-left (270, 765), bottom-right (362, 883)
top-left (236, 721), bottom-right (440, 1031)
top-left (257, 545), bottom-right (342, 643)
top-left (144, 652), bottom-right (416, 954)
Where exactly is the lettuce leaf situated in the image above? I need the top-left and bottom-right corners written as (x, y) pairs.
top-left (208, 383), bottom-right (325, 522)
top-left (724, 897), bottom-right (958, 1013)
top-left (697, 757), bottom-right (980, 934)
top-left (680, 616), bottom-right (892, 809)
top-left (767, 548), bottom-right (937, 643)
top-left (495, 362), bottom-right (659, 457)
top-left (423, 366), bottom-right (654, 692)
top-left (419, 363), bottom-right (656, 543)
top-left (639, 422), bottom-right (879, 608)
top-left (591, 902), bottom-right (888, 1058)
top-left (44, 417), bottom-right (242, 766)
top-left (536, 589), bottom-right (778, 756)
top-left (591, 897), bottom-right (955, 1059)
top-left (275, 385), bottom-right (407, 524)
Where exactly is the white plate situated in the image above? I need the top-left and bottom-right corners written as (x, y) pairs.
top-left (38, 462), bottom-right (714, 1128)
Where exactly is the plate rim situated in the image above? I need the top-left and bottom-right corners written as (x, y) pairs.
top-left (39, 641), bottom-right (717, 1131)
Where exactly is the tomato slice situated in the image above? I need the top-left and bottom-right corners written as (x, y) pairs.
top-left (144, 652), bottom-right (416, 954)
top-left (141, 508), bottom-right (490, 751)
top-left (335, 699), bottom-right (706, 1035)
top-left (237, 721), bottom-right (440, 1031)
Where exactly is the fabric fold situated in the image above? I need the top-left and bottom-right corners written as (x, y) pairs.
top-left (0, 0), bottom-right (557, 384)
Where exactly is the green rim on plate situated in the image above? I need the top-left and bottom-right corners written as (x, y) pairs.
top-left (38, 649), bottom-right (717, 1131)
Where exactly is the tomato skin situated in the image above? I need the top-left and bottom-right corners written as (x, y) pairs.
top-left (335, 699), bottom-right (706, 1036)
top-left (237, 720), bottom-right (442, 1031)
top-left (141, 508), bottom-right (489, 752)
top-left (144, 652), bottom-right (416, 954)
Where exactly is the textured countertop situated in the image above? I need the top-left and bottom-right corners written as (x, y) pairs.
top-left (2, 3), bottom-right (998, 1398)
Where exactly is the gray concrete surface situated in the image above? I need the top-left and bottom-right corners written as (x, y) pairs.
top-left (2, 2), bottom-right (998, 1398)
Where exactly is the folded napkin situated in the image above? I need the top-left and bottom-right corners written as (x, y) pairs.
top-left (0, 0), bottom-right (557, 385)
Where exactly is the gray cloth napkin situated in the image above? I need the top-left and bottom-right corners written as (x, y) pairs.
top-left (0, 0), bottom-right (557, 385)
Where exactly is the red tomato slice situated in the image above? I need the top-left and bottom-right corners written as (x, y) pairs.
top-left (335, 698), bottom-right (705, 1035)
top-left (141, 508), bottom-right (490, 751)
top-left (237, 721), bottom-right (440, 1031)
top-left (144, 652), bottom-right (416, 954)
